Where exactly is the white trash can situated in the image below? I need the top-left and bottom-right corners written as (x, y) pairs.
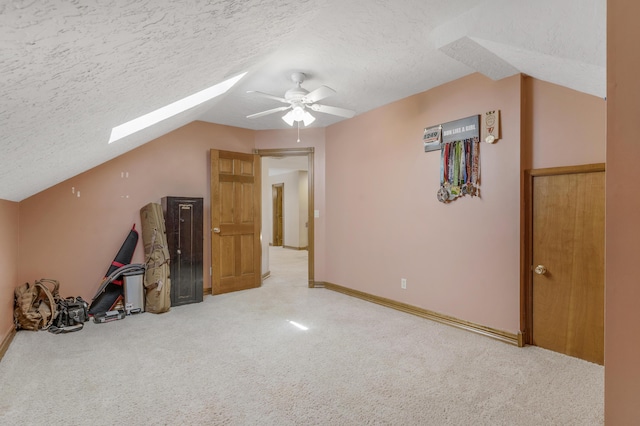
top-left (123, 270), bottom-right (145, 314)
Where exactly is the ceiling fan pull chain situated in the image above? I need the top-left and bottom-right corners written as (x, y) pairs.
top-left (297, 121), bottom-right (301, 143)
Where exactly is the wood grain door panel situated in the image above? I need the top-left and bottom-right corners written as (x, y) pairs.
top-left (211, 150), bottom-right (261, 295)
top-left (532, 171), bottom-right (604, 364)
top-left (272, 184), bottom-right (283, 246)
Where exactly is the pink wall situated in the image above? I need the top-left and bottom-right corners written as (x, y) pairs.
top-left (525, 78), bottom-right (606, 169)
top-left (255, 127), bottom-right (326, 280)
top-left (325, 73), bottom-right (523, 333)
top-left (18, 121), bottom-right (254, 301)
top-left (605, 0), bottom-right (640, 421)
top-left (0, 200), bottom-right (19, 343)
top-left (323, 73), bottom-right (605, 335)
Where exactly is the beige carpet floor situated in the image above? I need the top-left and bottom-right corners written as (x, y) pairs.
top-left (0, 247), bottom-right (603, 425)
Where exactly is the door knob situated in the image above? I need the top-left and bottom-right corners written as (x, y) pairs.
top-left (213, 227), bottom-right (220, 234)
top-left (534, 265), bottom-right (547, 275)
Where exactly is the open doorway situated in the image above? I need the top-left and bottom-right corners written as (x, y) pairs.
top-left (256, 148), bottom-right (314, 287)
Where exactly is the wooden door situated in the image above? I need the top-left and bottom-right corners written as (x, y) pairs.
top-left (162, 196), bottom-right (203, 306)
top-left (531, 170), bottom-right (605, 364)
top-left (211, 150), bottom-right (262, 294)
top-left (272, 183), bottom-right (284, 246)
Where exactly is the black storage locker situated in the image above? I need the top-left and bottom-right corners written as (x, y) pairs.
top-left (162, 196), bottom-right (204, 306)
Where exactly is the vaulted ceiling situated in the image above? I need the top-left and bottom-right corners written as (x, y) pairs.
top-left (0, 0), bottom-right (605, 201)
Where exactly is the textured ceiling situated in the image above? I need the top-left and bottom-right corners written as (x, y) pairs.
top-left (0, 0), bottom-right (605, 201)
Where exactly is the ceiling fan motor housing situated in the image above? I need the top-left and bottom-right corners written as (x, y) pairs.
top-left (285, 86), bottom-right (309, 102)
top-left (285, 72), bottom-right (310, 102)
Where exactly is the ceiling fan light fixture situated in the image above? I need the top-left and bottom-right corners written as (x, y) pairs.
top-left (282, 110), bottom-right (295, 126)
top-left (282, 105), bottom-right (315, 127)
top-left (291, 105), bottom-right (305, 121)
top-left (302, 111), bottom-right (316, 126)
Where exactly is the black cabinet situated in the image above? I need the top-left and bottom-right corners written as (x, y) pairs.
top-left (162, 196), bottom-right (203, 306)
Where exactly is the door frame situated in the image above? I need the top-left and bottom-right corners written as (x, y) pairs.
top-left (255, 147), bottom-right (315, 288)
top-left (521, 163), bottom-right (605, 345)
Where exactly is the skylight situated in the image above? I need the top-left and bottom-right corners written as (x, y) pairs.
top-left (108, 72), bottom-right (247, 144)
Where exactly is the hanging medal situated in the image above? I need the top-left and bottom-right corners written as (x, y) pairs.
top-left (471, 137), bottom-right (480, 197)
top-left (437, 142), bottom-right (448, 203)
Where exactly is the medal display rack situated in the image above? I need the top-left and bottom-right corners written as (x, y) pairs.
top-left (437, 137), bottom-right (480, 203)
top-left (424, 115), bottom-right (482, 203)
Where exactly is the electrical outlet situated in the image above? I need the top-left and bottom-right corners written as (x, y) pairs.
top-left (401, 278), bottom-right (407, 289)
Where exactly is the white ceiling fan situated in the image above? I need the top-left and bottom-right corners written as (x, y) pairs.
top-left (246, 72), bottom-right (356, 126)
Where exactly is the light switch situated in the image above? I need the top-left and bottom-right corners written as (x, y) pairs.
top-left (314, 210), bottom-right (320, 218)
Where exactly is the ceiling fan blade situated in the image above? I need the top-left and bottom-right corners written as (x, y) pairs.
top-left (247, 106), bottom-right (290, 119)
top-left (303, 85), bottom-right (336, 103)
top-left (309, 103), bottom-right (356, 118)
top-left (247, 90), bottom-right (288, 103)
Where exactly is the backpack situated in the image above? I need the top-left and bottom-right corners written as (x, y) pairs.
top-left (49, 296), bottom-right (89, 334)
top-left (14, 279), bottom-right (59, 331)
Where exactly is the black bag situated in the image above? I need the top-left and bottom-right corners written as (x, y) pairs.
top-left (49, 297), bottom-right (89, 334)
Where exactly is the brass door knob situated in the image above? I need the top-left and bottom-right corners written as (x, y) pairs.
top-left (534, 265), bottom-right (547, 275)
